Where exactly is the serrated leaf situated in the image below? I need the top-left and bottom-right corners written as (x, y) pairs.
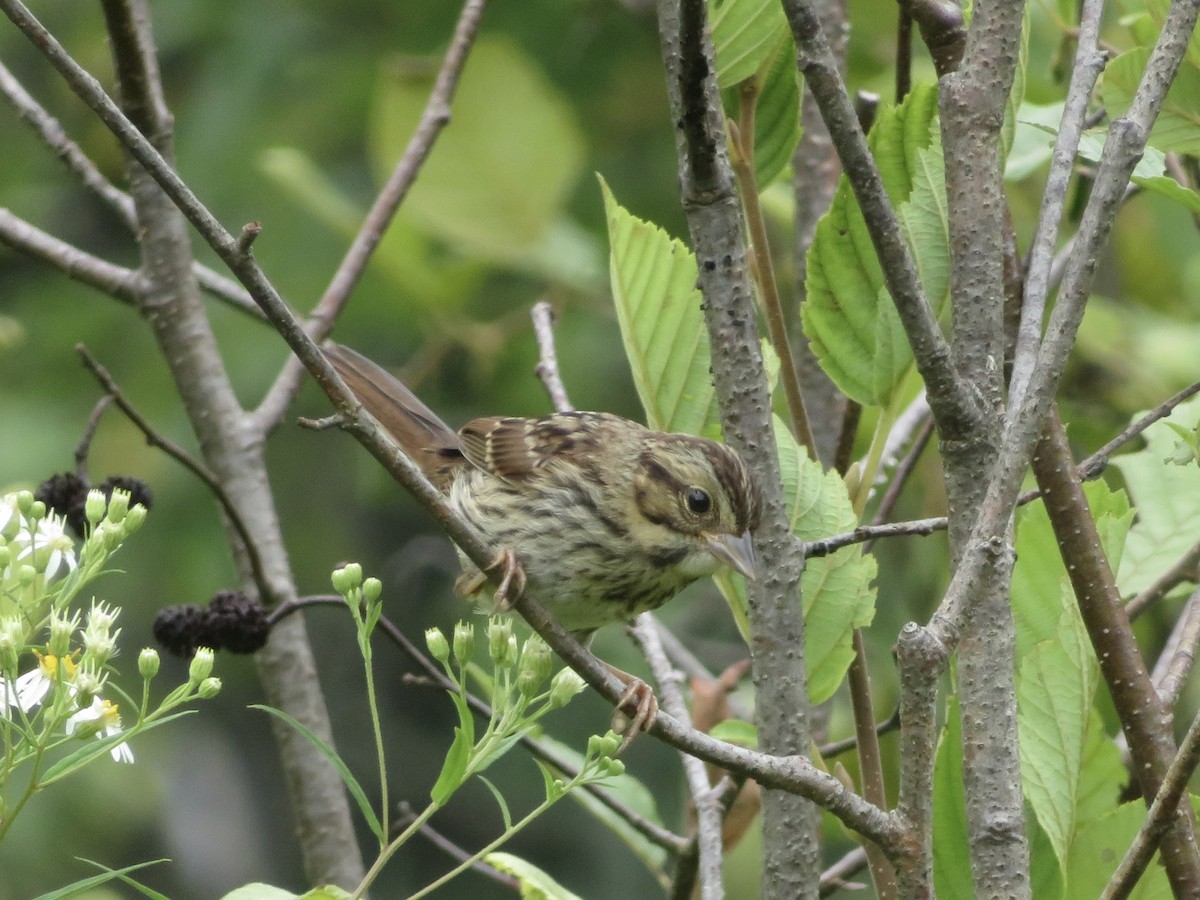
top-left (709, 0), bottom-right (789, 86)
top-left (1102, 47), bottom-right (1200, 156)
top-left (1018, 608), bottom-right (1097, 874)
top-left (1063, 801), bottom-right (1182, 898)
top-left (802, 82), bottom-right (949, 407)
top-left (716, 420), bottom-right (876, 702)
top-left (1073, 129), bottom-right (1200, 214)
top-left (485, 853), bottom-right (584, 900)
top-left (750, 34), bottom-right (802, 188)
top-left (1113, 395), bottom-right (1200, 596)
top-left (601, 178), bottom-right (715, 434)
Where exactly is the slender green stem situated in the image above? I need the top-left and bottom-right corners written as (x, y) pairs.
top-left (731, 79), bottom-right (818, 460)
top-left (406, 793), bottom-right (563, 900)
top-left (351, 800), bottom-right (441, 900)
top-left (362, 645), bottom-right (389, 847)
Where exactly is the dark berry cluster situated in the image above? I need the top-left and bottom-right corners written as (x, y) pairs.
top-left (154, 590), bottom-right (270, 658)
top-left (35, 472), bottom-right (153, 537)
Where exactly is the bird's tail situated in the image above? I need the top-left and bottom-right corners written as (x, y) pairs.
top-left (323, 343), bottom-right (463, 489)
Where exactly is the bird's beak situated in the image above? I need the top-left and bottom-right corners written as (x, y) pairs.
top-left (705, 530), bottom-right (757, 581)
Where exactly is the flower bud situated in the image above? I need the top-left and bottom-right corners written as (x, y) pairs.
top-left (547, 668), bottom-right (586, 709)
top-left (85, 490), bottom-right (108, 527)
top-left (23, 495), bottom-right (42, 518)
top-left (587, 731), bottom-right (621, 760)
top-left (452, 621), bottom-right (475, 666)
top-left (425, 627), bottom-right (450, 663)
top-left (16, 564), bottom-right (37, 586)
top-left (198, 676), bottom-right (222, 699)
top-left (487, 618), bottom-right (517, 668)
top-left (123, 504), bottom-right (147, 534)
top-left (48, 609), bottom-right (78, 657)
top-left (0, 618), bottom-right (21, 673)
top-left (106, 489), bottom-right (130, 524)
top-left (188, 647), bottom-right (215, 684)
top-left (72, 663), bottom-right (103, 702)
top-left (138, 647), bottom-right (161, 680)
top-left (331, 563), bottom-right (362, 595)
top-left (0, 545), bottom-right (10, 570)
top-left (518, 635), bottom-right (551, 694)
top-left (362, 577), bottom-right (382, 604)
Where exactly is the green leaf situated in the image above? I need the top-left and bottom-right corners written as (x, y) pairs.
top-left (32, 860), bottom-right (168, 900)
top-left (40, 710), bottom-right (196, 785)
top-left (601, 178), bottom-right (715, 434)
top-left (1102, 47), bottom-right (1200, 156)
top-left (716, 420), bottom-right (876, 702)
top-left (220, 885), bottom-right (302, 900)
top-left (1073, 130), bottom-right (1200, 214)
top-left (1140, 0), bottom-right (1200, 71)
top-left (369, 38), bottom-right (588, 265)
top-left (485, 853), bottom-right (584, 900)
top-left (1063, 801), bottom-right (1182, 898)
top-left (250, 705), bottom-right (384, 841)
top-left (749, 34), bottom-right (802, 188)
top-left (709, 0), bottom-right (789, 86)
top-left (1006, 102), bottom-right (1065, 181)
top-left (802, 82), bottom-right (949, 407)
top-left (1018, 608), bottom-right (1097, 874)
top-left (431, 722), bottom-right (473, 807)
top-left (478, 775), bottom-right (514, 831)
top-left (932, 693), bottom-right (973, 899)
top-left (708, 718), bottom-right (758, 747)
top-left (1000, 6), bottom-right (1031, 161)
top-left (1113, 395), bottom-right (1200, 597)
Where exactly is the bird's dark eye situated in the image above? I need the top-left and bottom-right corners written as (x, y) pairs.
top-left (686, 487), bottom-right (711, 514)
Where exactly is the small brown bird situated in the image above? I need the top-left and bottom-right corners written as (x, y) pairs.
top-left (325, 344), bottom-right (761, 733)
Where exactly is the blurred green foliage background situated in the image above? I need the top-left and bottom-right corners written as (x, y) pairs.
top-left (1, 1), bottom-right (1198, 897)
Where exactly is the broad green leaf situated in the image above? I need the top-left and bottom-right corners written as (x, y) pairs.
top-left (601, 178), bottom-right (714, 435)
top-left (1011, 479), bottom-right (1132, 660)
top-left (1029, 814), bottom-right (1067, 900)
top-left (1102, 47), bottom-right (1200, 156)
top-left (1113, 395), bottom-right (1200, 597)
top-left (1018, 608), bottom-right (1097, 874)
top-left (537, 734), bottom-right (669, 875)
top-left (250, 705), bottom-right (384, 841)
top-left (932, 693), bottom-right (973, 899)
top-left (716, 421), bottom-right (876, 703)
top-left (709, 718), bottom-right (758, 747)
top-left (486, 853), bottom-right (584, 900)
top-left (1074, 130), bottom-right (1200, 214)
top-left (1142, 0), bottom-right (1200, 71)
top-left (369, 38), bottom-right (587, 263)
top-left (1006, 102), bottom-right (1066, 181)
top-left (709, 0), bottom-right (788, 86)
top-left (1063, 801), bottom-right (1179, 898)
top-left (1075, 709), bottom-right (1125, 829)
top-left (749, 34), bottom-right (803, 188)
top-left (220, 887), bottom-right (299, 900)
top-left (803, 82), bottom-right (949, 407)
top-left (430, 722), bottom-right (473, 806)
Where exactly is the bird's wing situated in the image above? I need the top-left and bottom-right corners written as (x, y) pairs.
top-left (458, 413), bottom-right (606, 482)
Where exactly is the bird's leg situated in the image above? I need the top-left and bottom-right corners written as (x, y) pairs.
top-left (454, 548), bottom-right (527, 611)
top-left (606, 662), bottom-right (659, 752)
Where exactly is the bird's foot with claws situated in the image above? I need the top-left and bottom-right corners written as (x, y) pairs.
top-left (454, 548), bottom-right (527, 612)
top-left (607, 664), bottom-right (659, 752)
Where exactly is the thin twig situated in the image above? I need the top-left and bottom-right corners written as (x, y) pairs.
top-left (732, 80), bottom-right (818, 459)
top-left (631, 615), bottom-right (726, 900)
top-left (76, 343), bottom-right (270, 597)
top-left (0, 209), bottom-right (143, 303)
top-left (1127, 535), bottom-right (1200, 620)
top-left (819, 845), bottom-right (869, 897)
top-left (1151, 585), bottom-right (1200, 710)
top-left (73, 395), bottom-right (114, 479)
top-left (1101, 702), bottom-right (1200, 899)
top-left (819, 706), bottom-right (901, 759)
top-left (531, 301), bottom-right (573, 413)
top-left (253, 0), bottom-right (489, 430)
top-left (0, 60), bottom-right (265, 319)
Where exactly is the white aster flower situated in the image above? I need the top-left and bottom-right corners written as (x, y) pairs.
top-left (66, 697), bottom-right (134, 763)
top-left (14, 513), bottom-right (77, 581)
top-left (0, 652), bottom-right (77, 712)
